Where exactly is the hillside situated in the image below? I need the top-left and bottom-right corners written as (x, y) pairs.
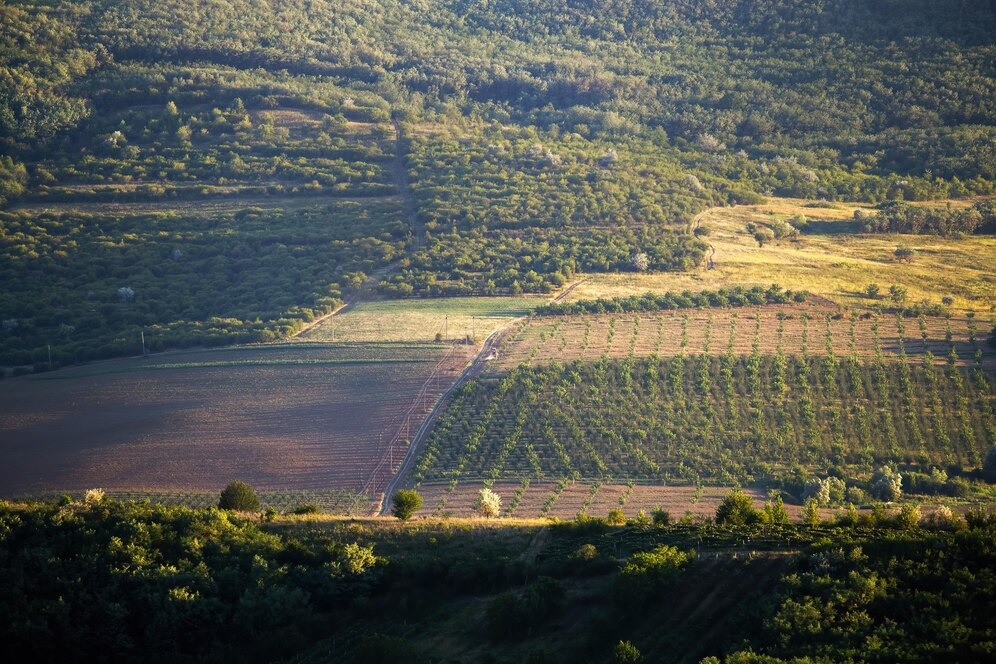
top-left (2, 0), bottom-right (995, 367)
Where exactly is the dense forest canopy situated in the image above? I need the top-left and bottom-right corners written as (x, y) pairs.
top-left (1, 0), bottom-right (994, 365)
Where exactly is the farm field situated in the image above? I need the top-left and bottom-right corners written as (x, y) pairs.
top-left (0, 343), bottom-right (473, 507)
top-left (496, 305), bottom-right (992, 371)
top-left (410, 353), bottom-right (994, 489)
top-left (413, 481), bottom-right (841, 521)
top-left (297, 295), bottom-right (547, 344)
top-left (565, 198), bottom-right (996, 312)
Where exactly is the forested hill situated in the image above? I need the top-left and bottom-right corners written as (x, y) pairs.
top-left (1, 1), bottom-right (994, 366)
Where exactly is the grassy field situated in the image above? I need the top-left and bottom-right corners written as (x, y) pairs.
top-left (566, 198), bottom-right (995, 313)
top-left (0, 343), bottom-right (472, 504)
top-left (297, 296), bottom-right (549, 344)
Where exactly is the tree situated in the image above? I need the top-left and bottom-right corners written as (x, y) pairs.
top-left (606, 508), bottom-right (626, 525)
top-left (802, 478), bottom-right (831, 507)
top-left (218, 480), bottom-right (260, 511)
top-left (762, 494), bottom-right (789, 524)
top-left (613, 640), bottom-right (643, 664)
top-left (801, 498), bottom-right (821, 526)
top-left (475, 487), bottom-right (502, 518)
top-left (391, 489), bottom-right (423, 521)
top-left (896, 503), bottom-right (921, 530)
top-left (870, 467), bottom-right (902, 501)
top-left (631, 252), bottom-right (649, 272)
top-left (865, 283), bottom-right (881, 299)
top-left (715, 489), bottom-right (761, 526)
top-left (888, 284), bottom-right (907, 303)
top-left (894, 244), bottom-right (916, 262)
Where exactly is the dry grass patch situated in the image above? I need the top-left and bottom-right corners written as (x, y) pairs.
top-left (298, 296), bottom-right (548, 344)
top-left (566, 198), bottom-right (995, 313)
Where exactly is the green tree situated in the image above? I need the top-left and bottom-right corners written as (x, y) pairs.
top-left (762, 494), bottom-right (790, 524)
top-left (613, 640), bottom-right (644, 664)
top-left (391, 489), bottom-right (423, 521)
top-left (218, 480), bottom-right (260, 511)
top-left (897, 503), bottom-right (922, 530)
top-left (801, 498), bottom-right (821, 526)
top-left (715, 488), bottom-right (761, 526)
top-left (870, 467), bottom-right (902, 501)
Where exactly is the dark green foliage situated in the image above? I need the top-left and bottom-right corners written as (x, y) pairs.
top-left (536, 285), bottom-right (806, 316)
top-left (864, 200), bottom-right (996, 236)
top-left (290, 503), bottom-right (321, 515)
top-left (984, 445), bottom-right (996, 481)
top-left (218, 480), bottom-right (260, 511)
top-left (485, 576), bottom-right (566, 640)
top-left (1, 498), bottom-right (995, 662)
top-left (391, 489), bottom-right (423, 521)
top-left (721, 528), bottom-right (996, 661)
top-left (0, 499), bottom-right (379, 663)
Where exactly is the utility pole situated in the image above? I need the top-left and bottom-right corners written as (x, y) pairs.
top-left (140, 329), bottom-right (147, 356)
top-left (444, 315), bottom-right (448, 340)
top-left (472, 316), bottom-right (476, 341)
top-left (47, 344), bottom-right (52, 371)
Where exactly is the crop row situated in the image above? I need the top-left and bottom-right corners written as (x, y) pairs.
top-left (415, 353), bottom-right (994, 486)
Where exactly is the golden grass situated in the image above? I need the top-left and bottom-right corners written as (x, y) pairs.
top-left (568, 198), bottom-right (995, 314)
top-left (298, 296), bottom-right (550, 344)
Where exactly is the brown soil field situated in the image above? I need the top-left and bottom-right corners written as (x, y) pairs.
top-left (413, 482), bottom-right (837, 521)
top-left (494, 304), bottom-right (991, 371)
top-left (0, 343), bottom-right (473, 502)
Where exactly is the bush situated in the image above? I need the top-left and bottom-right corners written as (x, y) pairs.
top-left (651, 508), bottom-right (672, 527)
top-left (291, 504), bottom-right (321, 515)
top-left (613, 641), bottom-right (644, 664)
top-left (870, 467), bottom-right (902, 501)
top-left (391, 489), bottom-right (423, 521)
top-left (715, 489), bottom-right (762, 526)
top-left (218, 480), bottom-right (260, 511)
top-left (606, 508), bottom-right (626, 525)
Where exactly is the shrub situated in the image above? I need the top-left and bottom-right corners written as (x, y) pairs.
top-left (606, 508), bottom-right (626, 525)
top-left (801, 498), bottom-right (821, 526)
top-left (869, 467), bottom-right (902, 501)
top-left (391, 489), bottom-right (423, 521)
top-left (218, 480), bottom-right (260, 511)
top-left (896, 503), bottom-right (922, 530)
top-left (651, 508), bottom-right (672, 527)
top-left (291, 504), bottom-right (321, 515)
top-left (715, 489), bottom-right (762, 526)
top-left (613, 641), bottom-right (644, 664)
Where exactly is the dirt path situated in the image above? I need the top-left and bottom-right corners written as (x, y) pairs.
top-left (392, 113), bottom-right (422, 250)
top-left (552, 277), bottom-right (589, 302)
top-left (377, 321), bottom-right (520, 514)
